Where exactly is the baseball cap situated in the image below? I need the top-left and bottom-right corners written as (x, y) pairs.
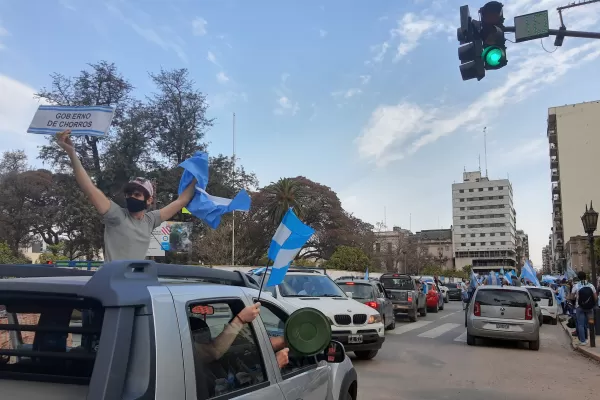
top-left (127, 177), bottom-right (154, 198)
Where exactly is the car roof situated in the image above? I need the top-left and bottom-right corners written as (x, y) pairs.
top-left (524, 285), bottom-right (552, 291)
top-left (336, 279), bottom-right (375, 285)
top-left (476, 285), bottom-right (529, 292)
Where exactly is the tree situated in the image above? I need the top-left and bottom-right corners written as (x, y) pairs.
top-left (0, 242), bottom-right (30, 264)
top-left (37, 243), bottom-right (70, 264)
top-left (325, 246), bottom-right (371, 272)
top-left (264, 178), bottom-right (305, 226)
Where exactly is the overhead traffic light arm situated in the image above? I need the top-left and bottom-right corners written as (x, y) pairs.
top-left (502, 25), bottom-right (600, 40)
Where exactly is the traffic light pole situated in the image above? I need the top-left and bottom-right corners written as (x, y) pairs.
top-left (502, 26), bottom-right (600, 40)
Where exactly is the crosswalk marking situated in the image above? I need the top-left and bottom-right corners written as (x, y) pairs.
top-left (418, 323), bottom-right (461, 338)
top-left (454, 331), bottom-right (467, 342)
top-left (387, 320), bottom-right (432, 335)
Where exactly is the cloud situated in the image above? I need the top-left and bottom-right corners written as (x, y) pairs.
top-left (359, 75), bottom-right (371, 85)
top-left (274, 96), bottom-right (299, 116)
top-left (59, 0), bottom-right (76, 11)
top-left (208, 91), bottom-right (248, 109)
top-left (216, 71), bottom-right (229, 84)
top-left (332, 88), bottom-right (362, 99)
top-left (106, 3), bottom-right (187, 63)
top-left (192, 17), bottom-right (208, 36)
top-left (357, 39), bottom-right (600, 166)
top-left (273, 73), bottom-right (299, 116)
top-left (319, 29), bottom-right (328, 38)
top-left (207, 51), bottom-right (220, 66)
top-left (0, 75), bottom-right (48, 158)
top-left (309, 103), bottom-right (318, 121)
top-left (0, 22), bottom-right (9, 50)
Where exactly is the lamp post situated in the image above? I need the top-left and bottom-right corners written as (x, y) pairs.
top-left (581, 201), bottom-right (598, 347)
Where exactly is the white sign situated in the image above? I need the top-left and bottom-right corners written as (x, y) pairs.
top-left (146, 222), bottom-right (170, 257)
top-left (27, 105), bottom-right (115, 136)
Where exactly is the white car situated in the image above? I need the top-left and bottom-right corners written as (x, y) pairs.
top-left (524, 286), bottom-right (559, 325)
top-left (438, 284), bottom-right (449, 303)
top-left (254, 268), bottom-right (385, 360)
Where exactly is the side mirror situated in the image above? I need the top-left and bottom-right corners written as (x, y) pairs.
top-left (322, 340), bottom-right (345, 363)
top-left (345, 292), bottom-right (353, 298)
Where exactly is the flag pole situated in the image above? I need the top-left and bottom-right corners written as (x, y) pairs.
top-left (256, 259), bottom-right (272, 302)
top-left (232, 112), bottom-right (236, 266)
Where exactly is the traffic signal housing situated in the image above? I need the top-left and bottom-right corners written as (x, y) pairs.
top-left (479, 1), bottom-right (507, 70)
top-left (457, 5), bottom-right (485, 81)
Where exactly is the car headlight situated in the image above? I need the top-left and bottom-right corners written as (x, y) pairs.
top-left (368, 314), bottom-right (382, 324)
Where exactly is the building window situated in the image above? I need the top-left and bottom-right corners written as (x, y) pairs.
top-left (459, 189), bottom-right (464, 193)
top-left (480, 242), bottom-right (486, 246)
top-left (501, 241), bottom-right (506, 245)
top-left (387, 242), bottom-right (392, 253)
top-left (461, 234), bottom-right (466, 238)
top-left (500, 232), bottom-right (506, 236)
top-left (499, 196), bottom-right (504, 199)
top-left (461, 225), bottom-right (465, 228)
top-left (375, 243), bottom-right (381, 253)
top-left (498, 186), bottom-right (504, 190)
top-left (460, 207), bottom-right (465, 211)
top-left (469, 189), bottom-right (474, 192)
top-left (490, 242), bottom-right (496, 245)
top-left (470, 234), bottom-right (475, 237)
top-left (461, 243), bottom-right (466, 246)
top-left (488, 187), bottom-right (493, 191)
top-left (478, 188), bottom-right (483, 192)
top-left (470, 243), bottom-right (476, 246)
top-left (460, 198), bottom-right (464, 202)
top-left (490, 233), bottom-right (495, 236)
top-left (460, 216), bottom-right (465, 220)
top-left (480, 233), bottom-right (485, 237)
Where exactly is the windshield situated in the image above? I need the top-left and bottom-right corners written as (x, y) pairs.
top-left (280, 275), bottom-right (346, 297)
top-left (381, 277), bottom-right (413, 290)
top-left (475, 289), bottom-right (530, 308)
top-left (445, 283), bottom-right (459, 289)
top-left (337, 282), bottom-right (375, 300)
top-left (526, 288), bottom-right (553, 299)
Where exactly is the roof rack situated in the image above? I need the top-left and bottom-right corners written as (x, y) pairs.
top-left (0, 261), bottom-right (259, 308)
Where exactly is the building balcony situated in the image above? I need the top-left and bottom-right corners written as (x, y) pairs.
top-left (549, 145), bottom-right (557, 156)
top-left (551, 170), bottom-right (559, 182)
top-left (553, 212), bottom-right (562, 222)
top-left (552, 182), bottom-right (560, 195)
top-left (553, 194), bottom-right (561, 204)
top-left (550, 155), bottom-right (558, 169)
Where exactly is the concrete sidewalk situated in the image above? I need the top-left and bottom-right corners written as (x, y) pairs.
top-left (559, 315), bottom-right (600, 363)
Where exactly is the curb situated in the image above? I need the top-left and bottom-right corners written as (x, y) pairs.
top-left (559, 316), bottom-right (600, 363)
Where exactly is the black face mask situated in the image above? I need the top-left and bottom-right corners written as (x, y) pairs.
top-left (126, 197), bottom-right (147, 213)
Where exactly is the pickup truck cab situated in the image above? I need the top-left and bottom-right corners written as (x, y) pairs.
top-left (254, 268), bottom-right (385, 360)
top-left (379, 273), bottom-right (427, 322)
top-left (0, 262), bottom-right (358, 400)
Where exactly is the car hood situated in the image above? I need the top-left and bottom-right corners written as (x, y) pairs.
top-left (281, 296), bottom-right (379, 318)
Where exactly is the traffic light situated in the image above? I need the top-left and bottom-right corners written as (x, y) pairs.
top-left (457, 5), bottom-right (485, 81)
top-left (479, 1), bottom-right (507, 70)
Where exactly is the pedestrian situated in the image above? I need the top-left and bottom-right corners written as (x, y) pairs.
top-left (56, 129), bottom-right (197, 261)
top-left (571, 271), bottom-right (598, 346)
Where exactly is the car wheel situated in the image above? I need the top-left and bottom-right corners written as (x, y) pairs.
top-left (529, 339), bottom-right (540, 351)
top-left (354, 350), bottom-right (378, 360)
top-left (388, 316), bottom-right (396, 330)
top-left (409, 310), bottom-right (418, 322)
top-left (419, 306), bottom-right (427, 317)
top-left (431, 304), bottom-right (439, 313)
top-left (466, 333), bottom-right (476, 346)
top-left (551, 318), bottom-right (558, 326)
top-left (343, 390), bottom-right (353, 400)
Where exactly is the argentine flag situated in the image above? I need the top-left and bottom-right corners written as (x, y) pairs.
top-left (266, 208), bottom-right (314, 287)
top-left (520, 260), bottom-right (541, 287)
top-left (178, 151), bottom-right (251, 229)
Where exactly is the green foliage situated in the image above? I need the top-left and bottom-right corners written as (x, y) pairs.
top-left (292, 258), bottom-right (318, 268)
top-left (325, 246), bottom-right (371, 272)
top-left (0, 242), bottom-right (30, 264)
top-left (37, 242), bottom-right (71, 264)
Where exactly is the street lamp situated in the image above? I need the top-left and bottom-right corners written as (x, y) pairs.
top-left (581, 201), bottom-right (598, 348)
top-left (581, 201), bottom-right (598, 286)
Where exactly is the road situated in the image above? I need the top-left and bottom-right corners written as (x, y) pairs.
top-left (351, 301), bottom-right (600, 400)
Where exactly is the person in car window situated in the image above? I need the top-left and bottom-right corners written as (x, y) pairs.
top-left (191, 302), bottom-right (289, 368)
top-left (56, 130), bottom-right (197, 261)
top-left (298, 281), bottom-right (316, 295)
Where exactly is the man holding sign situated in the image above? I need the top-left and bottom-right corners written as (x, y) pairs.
top-left (56, 130), bottom-right (196, 261)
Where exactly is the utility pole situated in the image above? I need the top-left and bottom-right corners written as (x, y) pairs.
top-left (231, 112), bottom-right (236, 266)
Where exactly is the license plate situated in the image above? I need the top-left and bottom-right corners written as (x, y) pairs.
top-left (348, 334), bottom-right (363, 344)
top-left (496, 323), bottom-right (510, 329)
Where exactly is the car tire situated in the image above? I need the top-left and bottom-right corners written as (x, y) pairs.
top-left (354, 350), bottom-right (378, 360)
top-left (529, 339), bottom-right (540, 351)
top-left (431, 304), bottom-right (439, 313)
top-left (466, 333), bottom-right (476, 346)
top-left (551, 318), bottom-right (558, 326)
top-left (388, 316), bottom-right (396, 330)
top-left (409, 311), bottom-right (418, 322)
top-left (419, 306), bottom-right (427, 317)
top-left (343, 390), bottom-right (353, 400)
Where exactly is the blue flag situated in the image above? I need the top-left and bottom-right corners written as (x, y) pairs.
top-left (365, 267), bottom-right (369, 280)
top-left (266, 208), bottom-right (314, 287)
top-left (520, 260), bottom-right (540, 287)
top-left (178, 152), bottom-right (251, 229)
top-left (470, 269), bottom-right (479, 288)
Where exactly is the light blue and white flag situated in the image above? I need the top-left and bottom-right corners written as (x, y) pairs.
top-left (178, 151), bottom-right (251, 229)
top-left (520, 260), bottom-right (541, 287)
top-left (503, 270), bottom-right (513, 285)
top-left (565, 259), bottom-right (577, 279)
top-left (365, 267), bottom-right (369, 280)
top-left (266, 208), bottom-right (314, 287)
top-left (470, 269), bottom-right (479, 288)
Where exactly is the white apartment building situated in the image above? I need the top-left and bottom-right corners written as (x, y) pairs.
top-left (548, 100), bottom-right (600, 272)
top-left (452, 171), bottom-right (517, 272)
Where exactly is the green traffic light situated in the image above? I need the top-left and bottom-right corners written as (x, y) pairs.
top-left (482, 46), bottom-right (504, 67)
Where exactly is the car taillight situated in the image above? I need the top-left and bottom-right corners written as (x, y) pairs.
top-left (548, 297), bottom-right (553, 306)
top-left (407, 294), bottom-right (413, 302)
top-left (474, 301), bottom-right (481, 316)
top-left (365, 301), bottom-right (378, 310)
top-left (525, 304), bottom-right (533, 320)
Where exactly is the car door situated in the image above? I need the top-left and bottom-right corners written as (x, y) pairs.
top-left (169, 285), bottom-right (286, 400)
top-left (376, 283), bottom-right (393, 322)
top-left (249, 296), bottom-right (331, 400)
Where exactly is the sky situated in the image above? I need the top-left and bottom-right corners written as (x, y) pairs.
top-left (1, 0), bottom-right (600, 267)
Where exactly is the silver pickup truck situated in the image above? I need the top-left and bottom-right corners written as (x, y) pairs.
top-left (0, 262), bottom-right (358, 400)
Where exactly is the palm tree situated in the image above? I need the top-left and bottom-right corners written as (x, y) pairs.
top-left (264, 178), bottom-right (304, 225)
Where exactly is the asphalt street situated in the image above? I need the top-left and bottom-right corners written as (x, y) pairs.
top-left (351, 301), bottom-right (600, 400)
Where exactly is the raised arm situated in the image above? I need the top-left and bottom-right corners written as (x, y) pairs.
top-left (158, 180), bottom-right (196, 222)
top-left (57, 130), bottom-right (111, 215)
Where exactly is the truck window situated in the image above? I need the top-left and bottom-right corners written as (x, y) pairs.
top-left (187, 300), bottom-right (268, 399)
top-left (0, 294), bottom-right (103, 385)
top-left (257, 301), bottom-right (318, 379)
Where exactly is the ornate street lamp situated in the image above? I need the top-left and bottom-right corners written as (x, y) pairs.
top-left (581, 201), bottom-right (598, 348)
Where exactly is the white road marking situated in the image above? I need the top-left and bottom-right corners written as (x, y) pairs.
top-left (418, 323), bottom-right (461, 338)
top-left (387, 320), bottom-right (432, 335)
top-left (439, 311), bottom-right (460, 319)
top-left (454, 331), bottom-right (468, 342)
